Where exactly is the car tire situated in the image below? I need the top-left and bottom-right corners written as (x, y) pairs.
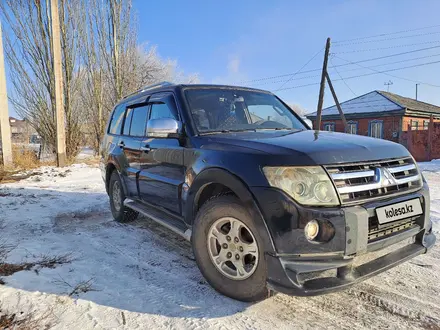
top-left (192, 195), bottom-right (269, 302)
top-left (109, 171), bottom-right (139, 223)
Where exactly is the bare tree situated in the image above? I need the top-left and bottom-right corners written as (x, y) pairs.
top-left (0, 0), bottom-right (84, 159)
top-left (288, 104), bottom-right (308, 117)
top-left (78, 0), bottom-right (198, 153)
top-left (2, 0), bottom-right (199, 156)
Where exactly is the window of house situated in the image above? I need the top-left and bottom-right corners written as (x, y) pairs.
top-left (323, 123), bottom-right (335, 132)
top-left (346, 121), bottom-right (358, 134)
top-left (108, 104), bottom-right (126, 135)
top-left (130, 105), bottom-right (149, 136)
top-left (150, 103), bottom-right (178, 120)
top-left (423, 120), bottom-right (430, 130)
top-left (411, 120), bottom-right (419, 131)
top-left (369, 120), bottom-right (383, 139)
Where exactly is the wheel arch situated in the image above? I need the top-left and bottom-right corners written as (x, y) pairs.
top-left (185, 167), bottom-right (276, 253)
top-left (105, 160), bottom-right (128, 196)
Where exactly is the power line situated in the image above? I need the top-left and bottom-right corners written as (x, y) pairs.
top-left (334, 31), bottom-right (440, 47)
top-left (333, 24), bottom-right (440, 43)
top-left (331, 60), bottom-right (440, 85)
top-left (251, 53), bottom-right (440, 87)
top-left (329, 57), bottom-right (385, 113)
top-left (252, 74), bottom-right (321, 86)
top-left (274, 47), bottom-right (323, 91)
top-left (241, 45), bottom-right (440, 84)
top-left (335, 41), bottom-right (440, 54)
top-left (344, 45), bottom-right (440, 63)
top-left (330, 52), bottom-right (440, 74)
top-left (333, 54), bottom-right (440, 88)
top-left (275, 59), bottom-right (440, 92)
top-left (273, 82), bottom-right (320, 92)
top-left (330, 58), bottom-right (357, 96)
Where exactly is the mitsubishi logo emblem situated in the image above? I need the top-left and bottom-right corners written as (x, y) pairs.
top-left (374, 167), bottom-right (397, 187)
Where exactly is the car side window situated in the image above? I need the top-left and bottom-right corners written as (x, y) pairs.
top-left (122, 108), bottom-right (134, 135)
top-left (149, 103), bottom-right (177, 120)
top-left (109, 104), bottom-right (125, 135)
top-left (130, 105), bottom-right (149, 136)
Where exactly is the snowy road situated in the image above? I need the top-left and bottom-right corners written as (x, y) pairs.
top-left (0, 163), bottom-right (439, 329)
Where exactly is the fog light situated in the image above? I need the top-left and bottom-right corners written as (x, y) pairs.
top-left (305, 220), bottom-right (320, 241)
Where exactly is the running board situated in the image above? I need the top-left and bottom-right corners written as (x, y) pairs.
top-left (124, 199), bottom-right (191, 241)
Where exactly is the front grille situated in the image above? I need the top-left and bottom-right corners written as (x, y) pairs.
top-left (326, 157), bottom-right (422, 205)
top-left (367, 216), bottom-right (418, 242)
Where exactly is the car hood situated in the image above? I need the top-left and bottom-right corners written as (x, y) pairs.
top-left (196, 130), bottom-right (411, 165)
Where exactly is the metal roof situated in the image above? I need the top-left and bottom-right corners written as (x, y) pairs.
top-left (306, 90), bottom-right (440, 119)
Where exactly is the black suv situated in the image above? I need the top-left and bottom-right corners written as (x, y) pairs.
top-left (100, 82), bottom-right (436, 301)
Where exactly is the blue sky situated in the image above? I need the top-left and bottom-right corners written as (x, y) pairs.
top-left (5, 0), bottom-right (440, 117)
top-left (132, 0), bottom-right (440, 113)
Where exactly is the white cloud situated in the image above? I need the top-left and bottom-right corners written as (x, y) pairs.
top-left (212, 54), bottom-right (247, 85)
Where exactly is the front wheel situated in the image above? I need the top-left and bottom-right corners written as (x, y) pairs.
top-left (192, 195), bottom-right (269, 302)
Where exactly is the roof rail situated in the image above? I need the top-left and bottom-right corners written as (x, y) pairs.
top-left (123, 81), bottom-right (173, 99)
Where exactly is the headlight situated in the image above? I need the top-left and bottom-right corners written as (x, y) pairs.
top-left (263, 166), bottom-right (339, 206)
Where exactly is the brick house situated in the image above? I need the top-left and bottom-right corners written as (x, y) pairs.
top-left (306, 91), bottom-right (440, 143)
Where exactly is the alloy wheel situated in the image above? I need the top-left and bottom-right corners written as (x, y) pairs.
top-left (112, 180), bottom-right (122, 212)
top-left (207, 217), bottom-right (259, 280)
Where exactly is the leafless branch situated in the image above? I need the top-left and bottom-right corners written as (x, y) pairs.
top-left (53, 275), bottom-right (99, 297)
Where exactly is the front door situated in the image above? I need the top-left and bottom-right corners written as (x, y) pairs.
top-left (138, 93), bottom-right (185, 215)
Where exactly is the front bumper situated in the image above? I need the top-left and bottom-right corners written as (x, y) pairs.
top-left (251, 182), bottom-right (436, 296)
top-left (266, 231), bottom-right (435, 296)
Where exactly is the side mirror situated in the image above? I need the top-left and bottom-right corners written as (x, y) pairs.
top-left (146, 118), bottom-right (182, 138)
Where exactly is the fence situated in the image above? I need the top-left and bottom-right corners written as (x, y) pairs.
top-left (400, 118), bottom-right (440, 161)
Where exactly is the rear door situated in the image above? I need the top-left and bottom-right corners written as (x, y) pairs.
top-left (138, 93), bottom-right (185, 215)
top-left (119, 104), bottom-right (149, 196)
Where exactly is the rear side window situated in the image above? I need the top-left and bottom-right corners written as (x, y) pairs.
top-left (109, 104), bottom-right (125, 135)
top-left (150, 103), bottom-right (177, 120)
top-left (130, 105), bottom-right (149, 136)
top-left (123, 108), bottom-right (134, 135)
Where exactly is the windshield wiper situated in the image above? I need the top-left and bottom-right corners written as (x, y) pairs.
top-left (199, 128), bottom-right (258, 135)
top-left (254, 127), bottom-right (292, 131)
top-left (199, 128), bottom-right (305, 135)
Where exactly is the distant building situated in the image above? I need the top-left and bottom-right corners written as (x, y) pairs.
top-left (306, 91), bottom-right (440, 143)
top-left (6, 117), bottom-right (35, 143)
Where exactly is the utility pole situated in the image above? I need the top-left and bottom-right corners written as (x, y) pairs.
top-left (315, 37), bottom-right (331, 131)
top-left (325, 72), bottom-right (347, 129)
top-left (0, 21), bottom-right (12, 167)
top-left (416, 83), bottom-right (420, 100)
top-left (50, 0), bottom-right (67, 167)
top-left (384, 80), bottom-right (393, 92)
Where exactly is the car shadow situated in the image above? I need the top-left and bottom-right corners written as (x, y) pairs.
top-left (0, 186), bottom-right (250, 318)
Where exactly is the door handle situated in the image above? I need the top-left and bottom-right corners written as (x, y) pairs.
top-left (140, 145), bottom-right (151, 152)
top-left (118, 141), bottom-right (125, 148)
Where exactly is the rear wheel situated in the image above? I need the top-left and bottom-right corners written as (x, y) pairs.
top-left (109, 171), bottom-right (139, 223)
top-left (192, 195), bottom-right (268, 302)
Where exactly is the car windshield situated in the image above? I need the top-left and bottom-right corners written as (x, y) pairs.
top-left (185, 88), bottom-right (306, 133)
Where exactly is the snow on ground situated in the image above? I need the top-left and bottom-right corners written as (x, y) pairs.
top-left (76, 147), bottom-right (96, 160)
top-left (0, 162), bottom-right (439, 329)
